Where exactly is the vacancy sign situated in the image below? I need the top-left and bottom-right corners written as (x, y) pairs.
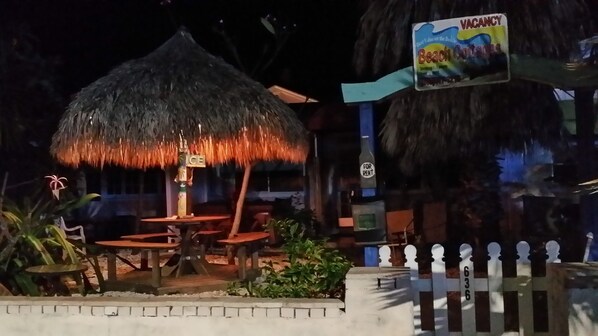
top-left (412, 14), bottom-right (510, 91)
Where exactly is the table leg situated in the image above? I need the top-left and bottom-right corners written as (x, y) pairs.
top-left (140, 250), bottom-right (149, 270)
top-left (176, 226), bottom-right (193, 277)
top-left (74, 272), bottom-right (86, 296)
top-left (237, 245), bottom-right (247, 280)
top-left (251, 243), bottom-right (259, 270)
top-left (107, 253), bottom-right (117, 281)
top-left (151, 249), bottom-right (161, 288)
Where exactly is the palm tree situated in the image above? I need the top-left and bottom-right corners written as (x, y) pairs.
top-left (353, 0), bottom-right (594, 244)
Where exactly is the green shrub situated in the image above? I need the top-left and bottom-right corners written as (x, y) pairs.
top-left (237, 218), bottom-right (352, 299)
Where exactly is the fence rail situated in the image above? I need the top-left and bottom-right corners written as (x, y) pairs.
top-left (379, 241), bottom-right (561, 335)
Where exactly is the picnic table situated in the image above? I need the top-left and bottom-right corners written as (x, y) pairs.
top-left (140, 215), bottom-right (230, 277)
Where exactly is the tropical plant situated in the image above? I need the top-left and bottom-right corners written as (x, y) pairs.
top-left (233, 218), bottom-right (351, 299)
top-left (0, 185), bottom-right (99, 295)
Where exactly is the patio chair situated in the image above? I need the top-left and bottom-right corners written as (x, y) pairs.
top-left (384, 209), bottom-right (415, 265)
top-left (55, 217), bottom-right (86, 250)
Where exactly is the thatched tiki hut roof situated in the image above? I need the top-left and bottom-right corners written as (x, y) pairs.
top-left (51, 27), bottom-right (308, 169)
top-left (353, 0), bottom-right (595, 172)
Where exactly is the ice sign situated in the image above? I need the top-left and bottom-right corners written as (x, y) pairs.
top-left (360, 162), bottom-right (376, 178)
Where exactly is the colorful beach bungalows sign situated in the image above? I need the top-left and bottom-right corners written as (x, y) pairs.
top-left (412, 13), bottom-right (510, 91)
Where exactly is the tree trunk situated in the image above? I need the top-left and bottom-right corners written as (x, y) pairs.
top-left (227, 165), bottom-right (252, 264)
top-left (229, 164), bottom-right (252, 238)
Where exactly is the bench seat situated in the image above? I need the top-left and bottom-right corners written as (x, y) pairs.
top-left (217, 232), bottom-right (270, 245)
top-left (120, 232), bottom-right (178, 241)
top-left (95, 240), bottom-right (180, 287)
top-left (217, 232), bottom-right (270, 280)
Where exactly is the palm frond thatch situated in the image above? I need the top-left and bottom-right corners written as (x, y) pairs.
top-left (354, 0), bottom-right (594, 172)
top-left (51, 28), bottom-right (308, 169)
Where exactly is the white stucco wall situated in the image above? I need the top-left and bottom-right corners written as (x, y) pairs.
top-left (0, 267), bottom-right (413, 336)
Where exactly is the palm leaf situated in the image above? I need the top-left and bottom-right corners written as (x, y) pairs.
top-left (55, 193), bottom-right (100, 215)
top-left (23, 234), bottom-right (55, 265)
top-left (46, 225), bottom-right (78, 264)
top-left (13, 273), bottom-right (40, 296)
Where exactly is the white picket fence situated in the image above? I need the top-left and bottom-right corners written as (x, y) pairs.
top-left (379, 241), bottom-right (561, 336)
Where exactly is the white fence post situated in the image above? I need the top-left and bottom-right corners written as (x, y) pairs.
top-left (459, 243), bottom-right (476, 335)
top-left (431, 244), bottom-right (449, 335)
top-left (403, 245), bottom-right (424, 335)
top-left (516, 241), bottom-right (533, 335)
top-left (487, 242), bottom-right (505, 335)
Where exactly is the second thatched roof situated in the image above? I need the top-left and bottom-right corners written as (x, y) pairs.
top-left (51, 27), bottom-right (308, 169)
top-left (353, 0), bottom-right (595, 172)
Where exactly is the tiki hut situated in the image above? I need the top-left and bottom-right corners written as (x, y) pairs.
top-left (51, 27), bottom-right (308, 170)
top-left (51, 27), bottom-right (309, 235)
top-left (353, 0), bottom-right (595, 172)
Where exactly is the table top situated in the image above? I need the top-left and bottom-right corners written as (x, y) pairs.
top-left (26, 264), bottom-right (88, 275)
top-left (95, 240), bottom-right (180, 249)
top-left (140, 215), bottom-right (231, 225)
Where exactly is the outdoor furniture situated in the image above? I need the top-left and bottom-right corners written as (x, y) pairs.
top-left (95, 240), bottom-right (180, 288)
top-left (121, 232), bottom-right (179, 241)
top-left (25, 264), bottom-right (88, 295)
top-left (55, 217), bottom-right (86, 245)
top-left (121, 232), bottom-right (180, 270)
top-left (141, 215), bottom-right (231, 277)
top-left (383, 210), bottom-right (415, 265)
top-left (217, 232), bottom-right (270, 280)
top-left (192, 230), bottom-right (223, 260)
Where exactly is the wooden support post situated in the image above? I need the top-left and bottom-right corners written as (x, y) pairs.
top-left (359, 102), bottom-right (379, 267)
top-left (151, 249), bottom-right (161, 288)
top-left (107, 253), bottom-right (117, 281)
top-left (237, 245), bottom-right (247, 280)
top-left (251, 243), bottom-right (259, 269)
top-left (140, 250), bottom-right (149, 270)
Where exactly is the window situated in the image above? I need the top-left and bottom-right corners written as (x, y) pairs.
top-left (106, 167), bottom-right (123, 195)
top-left (236, 165), bottom-right (304, 192)
top-left (104, 167), bottom-right (164, 195)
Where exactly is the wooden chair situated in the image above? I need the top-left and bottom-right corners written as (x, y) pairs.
top-left (384, 209), bottom-right (415, 265)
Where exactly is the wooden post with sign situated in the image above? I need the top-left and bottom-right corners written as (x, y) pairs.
top-left (175, 138), bottom-right (206, 218)
top-left (359, 103), bottom-right (380, 266)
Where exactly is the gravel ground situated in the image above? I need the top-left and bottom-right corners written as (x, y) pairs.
top-left (77, 249), bottom-right (288, 297)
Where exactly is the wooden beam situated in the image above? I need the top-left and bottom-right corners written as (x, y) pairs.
top-left (341, 55), bottom-right (598, 105)
top-left (341, 67), bottom-right (414, 103)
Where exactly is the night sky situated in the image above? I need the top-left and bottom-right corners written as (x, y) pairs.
top-left (2, 0), bottom-right (364, 102)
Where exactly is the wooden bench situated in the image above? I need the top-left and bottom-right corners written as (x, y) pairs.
top-left (120, 232), bottom-right (178, 241)
top-left (217, 232), bottom-right (270, 280)
top-left (95, 240), bottom-right (180, 288)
